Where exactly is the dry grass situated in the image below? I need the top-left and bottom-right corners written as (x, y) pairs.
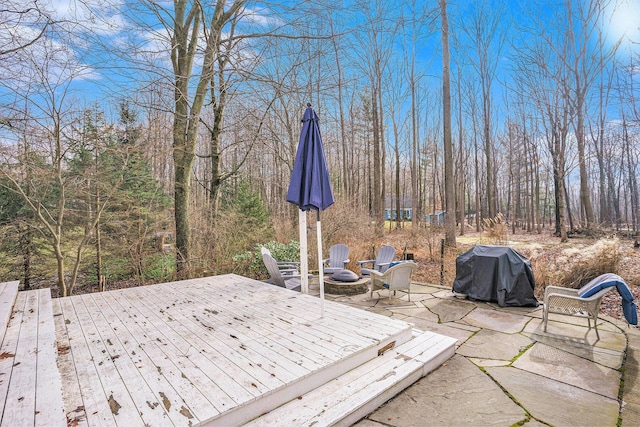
top-left (483, 213), bottom-right (508, 245)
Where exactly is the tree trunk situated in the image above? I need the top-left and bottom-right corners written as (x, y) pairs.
top-left (171, 0), bottom-right (246, 279)
top-left (574, 98), bottom-right (594, 228)
top-left (371, 87), bottom-right (383, 235)
top-left (440, 0), bottom-right (456, 248)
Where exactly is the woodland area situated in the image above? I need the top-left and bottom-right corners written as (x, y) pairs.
top-left (1, 0), bottom-right (639, 298)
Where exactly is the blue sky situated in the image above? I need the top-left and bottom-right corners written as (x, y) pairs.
top-left (2, 0), bottom-right (639, 127)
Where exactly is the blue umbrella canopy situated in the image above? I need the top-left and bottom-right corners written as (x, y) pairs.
top-left (286, 104), bottom-right (333, 316)
top-left (286, 105), bottom-right (334, 211)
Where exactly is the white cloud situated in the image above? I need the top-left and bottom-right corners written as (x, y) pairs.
top-left (44, 0), bottom-right (127, 36)
top-left (44, 0), bottom-right (128, 35)
top-left (240, 6), bottom-right (285, 28)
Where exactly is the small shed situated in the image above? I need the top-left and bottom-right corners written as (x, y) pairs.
top-left (452, 245), bottom-right (538, 307)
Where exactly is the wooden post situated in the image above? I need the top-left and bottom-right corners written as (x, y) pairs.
top-left (440, 239), bottom-right (445, 287)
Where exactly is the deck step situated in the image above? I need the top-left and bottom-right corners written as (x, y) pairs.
top-left (0, 281), bottom-right (19, 345)
top-left (0, 289), bottom-right (65, 426)
top-left (243, 330), bottom-right (457, 427)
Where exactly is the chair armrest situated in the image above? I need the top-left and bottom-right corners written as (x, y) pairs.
top-left (544, 286), bottom-right (578, 299)
top-left (357, 260), bottom-right (375, 266)
top-left (277, 263), bottom-right (300, 272)
top-left (369, 270), bottom-right (384, 278)
top-left (545, 292), bottom-right (583, 303)
top-left (281, 269), bottom-right (300, 276)
top-left (377, 262), bottom-right (391, 270)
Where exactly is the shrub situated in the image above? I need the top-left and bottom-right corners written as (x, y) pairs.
top-left (560, 238), bottom-right (621, 288)
top-left (526, 238), bottom-right (623, 296)
top-left (142, 253), bottom-right (175, 283)
top-left (232, 240), bottom-right (301, 279)
top-left (483, 212), bottom-right (507, 245)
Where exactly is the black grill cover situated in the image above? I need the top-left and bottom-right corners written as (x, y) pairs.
top-left (453, 245), bottom-right (538, 307)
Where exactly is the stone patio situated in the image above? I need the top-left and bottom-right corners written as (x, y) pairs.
top-left (311, 279), bottom-right (637, 426)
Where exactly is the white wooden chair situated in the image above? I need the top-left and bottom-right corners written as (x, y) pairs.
top-left (369, 262), bottom-right (417, 302)
top-left (323, 244), bottom-right (350, 274)
top-left (357, 245), bottom-right (396, 276)
top-left (542, 284), bottom-right (614, 339)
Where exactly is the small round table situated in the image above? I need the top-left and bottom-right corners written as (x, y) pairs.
top-left (323, 277), bottom-right (370, 295)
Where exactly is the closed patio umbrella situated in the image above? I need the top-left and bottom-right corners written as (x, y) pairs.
top-left (286, 104), bottom-right (334, 316)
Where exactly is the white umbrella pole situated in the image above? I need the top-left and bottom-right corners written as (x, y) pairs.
top-left (299, 209), bottom-right (309, 294)
top-left (316, 211), bottom-right (325, 317)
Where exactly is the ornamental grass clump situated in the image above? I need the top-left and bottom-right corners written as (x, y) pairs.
top-left (560, 238), bottom-right (621, 289)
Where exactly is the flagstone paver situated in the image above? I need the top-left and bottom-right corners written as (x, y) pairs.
top-left (487, 366), bottom-right (620, 427)
top-left (365, 355), bottom-right (526, 427)
top-left (622, 402), bottom-right (640, 427)
top-left (456, 328), bottom-right (533, 360)
top-left (524, 317), bottom-right (627, 350)
top-left (399, 293), bottom-right (433, 303)
top-left (387, 305), bottom-right (438, 319)
top-left (513, 342), bottom-right (621, 398)
top-left (405, 320), bottom-right (478, 346)
top-left (521, 418), bottom-right (551, 427)
top-left (462, 306), bottom-right (531, 333)
top-left (410, 283), bottom-right (443, 295)
top-left (422, 298), bottom-right (476, 323)
top-left (468, 357), bottom-right (511, 367)
top-left (523, 318), bottom-right (626, 369)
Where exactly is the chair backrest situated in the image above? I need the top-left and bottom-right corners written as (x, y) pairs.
top-left (262, 249), bottom-right (285, 287)
top-left (385, 262), bottom-right (417, 291)
top-left (376, 245), bottom-right (396, 272)
top-left (328, 244), bottom-right (349, 268)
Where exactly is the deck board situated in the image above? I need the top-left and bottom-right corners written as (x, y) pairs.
top-left (52, 298), bottom-right (89, 427)
top-left (125, 284), bottom-right (288, 395)
top-left (0, 281), bottom-right (18, 346)
top-left (51, 274), bottom-right (416, 425)
top-left (246, 331), bottom-right (458, 427)
top-left (0, 289), bottom-right (65, 427)
top-left (106, 289), bottom-right (239, 415)
top-left (0, 291), bottom-right (28, 424)
top-left (122, 284), bottom-right (278, 396)
top-left (34, 290), bottom-right (66, 426)
top-left (91, 292), bottom-right (219, 422)
top-left (173, 280), bottom-right (376, 352)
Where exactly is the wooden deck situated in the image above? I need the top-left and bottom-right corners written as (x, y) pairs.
top-left (0, 275), bottom-right (456, 426)
top-left (0, 283), bottom-right (66, 427)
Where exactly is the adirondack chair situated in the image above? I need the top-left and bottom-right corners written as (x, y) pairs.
top-left (369, 262), bottom-right (417, 302)
top-left (260, 247), bottom-right (300, 271)
top-left (323, 244), bottom-right (350, 274)
top-left (357, 245), bottom-right (396, 276)
top-left (261, 249), bottom-right (302, 292)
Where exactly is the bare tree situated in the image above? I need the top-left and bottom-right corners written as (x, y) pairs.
top-left (439, 0), bottom-right (456, 248)
top-left (0, 1), bottom-right (50, 57)
top-left (147, 0), bottom-right (247, 278)
top-left (559, 0), bottom-right (618, 228)
top-left (459, 1), bottom-right (506, 220)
